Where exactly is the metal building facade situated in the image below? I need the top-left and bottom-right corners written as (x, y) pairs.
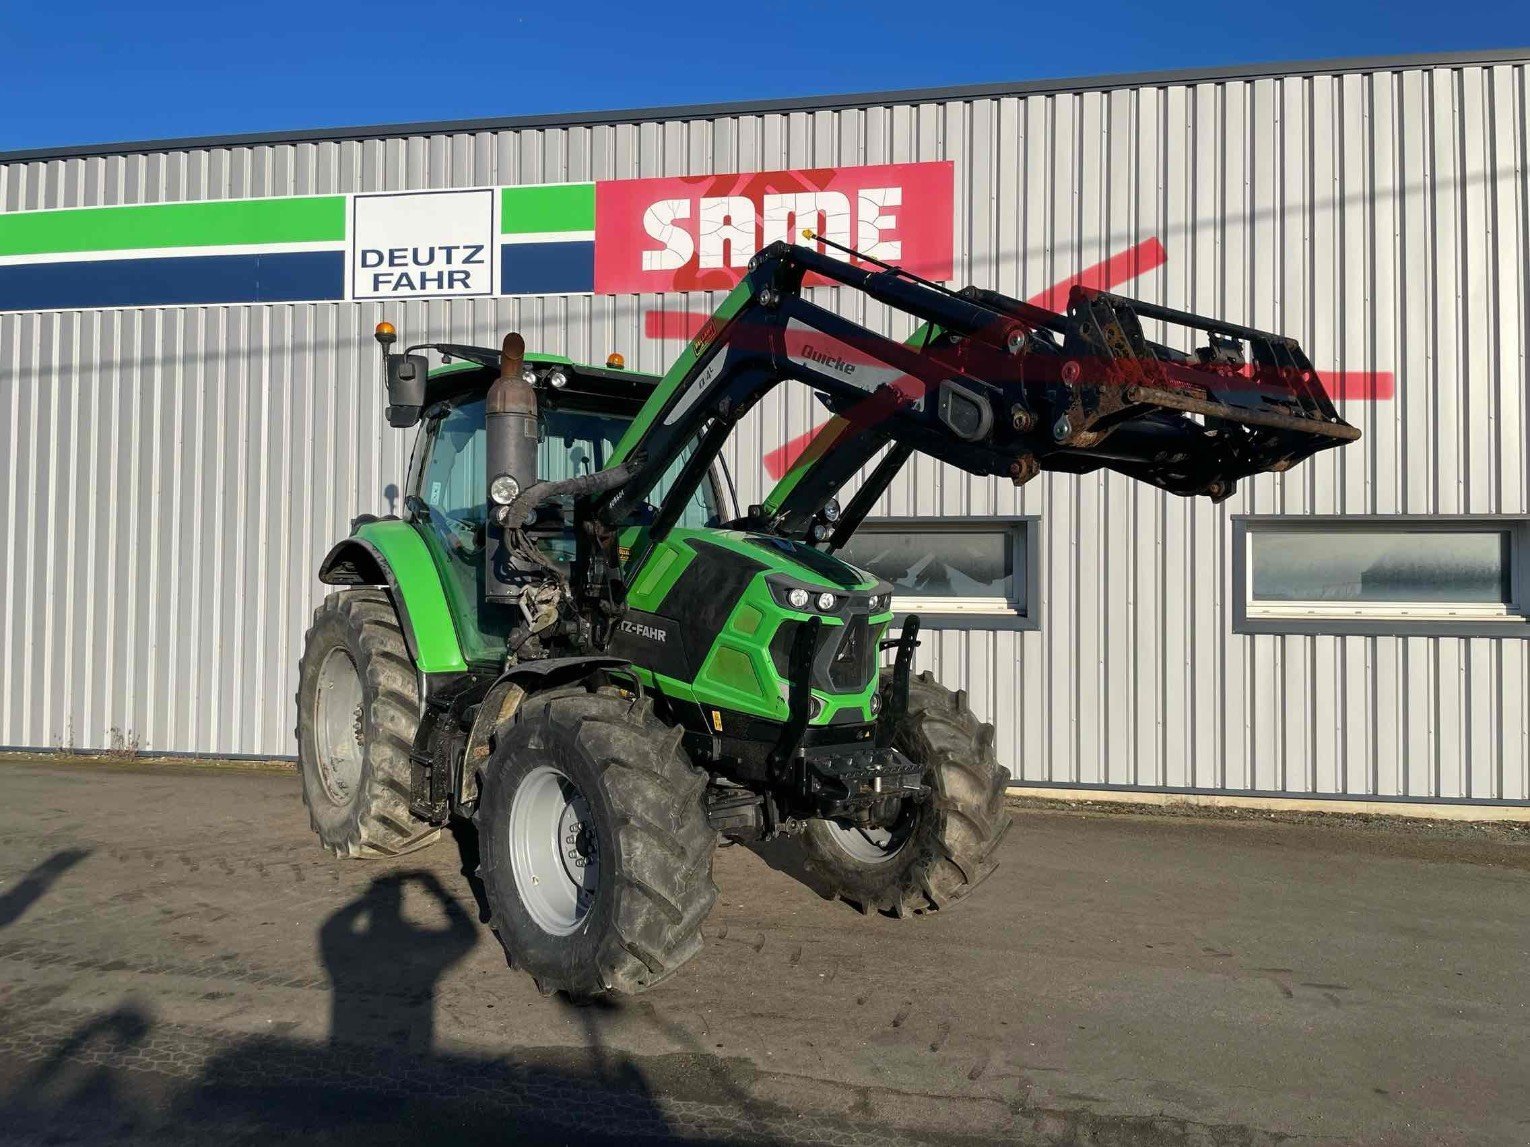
top-left (2, 50), bottom-right (1527, 805)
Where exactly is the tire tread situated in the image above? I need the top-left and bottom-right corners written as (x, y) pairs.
top-left (296, 588), bottom-right (440, 860)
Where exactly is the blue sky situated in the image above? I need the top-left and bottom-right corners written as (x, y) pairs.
top-left (1, 0), bottom-right (1526, 152)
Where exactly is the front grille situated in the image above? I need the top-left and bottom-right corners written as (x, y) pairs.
top-left (826, 615), bottom-right (876, 691)
top-left (771, 615), bottom-right (883, 695)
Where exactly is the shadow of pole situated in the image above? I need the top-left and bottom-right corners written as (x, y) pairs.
top-left (0, 848), bottom-right (92, 930)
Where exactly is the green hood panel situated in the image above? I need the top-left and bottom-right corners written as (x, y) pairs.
top-left (627, 528), bottom-right (876, 601)
top-left (619, 528), bottom-right (888, 725)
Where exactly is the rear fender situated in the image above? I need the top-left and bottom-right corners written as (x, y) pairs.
top-left (318, 520), bottom-right (469, 675)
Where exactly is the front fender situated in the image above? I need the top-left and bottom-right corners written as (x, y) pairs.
top-left (318, 521), bottom-right (469, 674)
top-left (458, 655), bottom-right (633, 807)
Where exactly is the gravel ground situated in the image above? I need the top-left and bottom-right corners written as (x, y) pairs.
top-left (0, 755), bottom-right (1526, 1145)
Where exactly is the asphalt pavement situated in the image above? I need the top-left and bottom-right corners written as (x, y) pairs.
top-left (0, 757), bottom-right (1526, 1145)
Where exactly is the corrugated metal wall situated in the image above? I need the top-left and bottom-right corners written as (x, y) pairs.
top-left (2, 58), bottom-right (1527, 801)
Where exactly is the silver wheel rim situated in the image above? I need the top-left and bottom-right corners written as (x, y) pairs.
top-left (314, 647), bottom-right (365, 806)
top-left (822, 810), bottom-right (915, 865)
top-left (509, 765), bottom-right (600, 936)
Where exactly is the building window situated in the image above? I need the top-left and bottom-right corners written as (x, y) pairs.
top-left (1233, 516), bottom-right (1529, 637)
top-left (833, 517), bottom-right (1036, 626)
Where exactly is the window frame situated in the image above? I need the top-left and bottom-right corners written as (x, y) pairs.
top-left (1232, 514), bottom-right (1530, 638)
top-left (834, 515), bottom-right (1040, 631)
top-left (406, 392), bottom-right (733, 528)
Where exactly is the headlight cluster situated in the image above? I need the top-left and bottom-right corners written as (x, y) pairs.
top-left (807, 498), bottom-right (843, 544)
top-left (774, 583), bottom-right (841, 613)
top-left (772, 580), bottom-right (892, 614)
top-left (518, 365), bottom-right (570, 388)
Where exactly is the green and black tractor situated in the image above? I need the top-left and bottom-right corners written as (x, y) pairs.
top-left (297, 238), bottom-right (1358, 997)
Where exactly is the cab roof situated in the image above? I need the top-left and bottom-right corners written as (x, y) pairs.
top-left (425, 351), bottom-right (661, 418)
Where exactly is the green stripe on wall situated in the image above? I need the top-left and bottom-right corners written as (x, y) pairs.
top-left (501, 184), bottom-right (595, 234)
top-left (0, 196), bottom-right (346, 257)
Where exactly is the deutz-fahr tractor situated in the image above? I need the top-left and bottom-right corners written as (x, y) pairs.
top-left (297, 237), bottom-right (1358, 998)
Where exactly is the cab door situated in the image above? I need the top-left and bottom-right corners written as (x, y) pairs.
top-left (408, 396), bottom-right (515, 666)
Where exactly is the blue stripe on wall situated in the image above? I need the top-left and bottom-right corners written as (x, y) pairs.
top-left (0, 250), bottom-right (345, 311)
top-left (499, 241), bottom-right (594, 295)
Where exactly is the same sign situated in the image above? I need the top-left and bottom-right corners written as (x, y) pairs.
top-left (593, 161), bottom-right (953, 294)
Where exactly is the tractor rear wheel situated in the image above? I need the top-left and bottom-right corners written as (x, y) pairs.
top-left (295, 589), bottom-right (441, 858)
top-left (802, 669), bottom-right (1010, 916)
top-left (475, 688), bottom-right (717, 998)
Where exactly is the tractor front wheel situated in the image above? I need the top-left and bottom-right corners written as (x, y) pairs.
top-left (475, 688), bottom-right (717, 998)
top-left (295, 589), bottom-right (441, 858)
top-left (803, 669), bottom-right (1010, 916)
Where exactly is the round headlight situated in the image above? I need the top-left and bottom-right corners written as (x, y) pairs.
top-left (547, 368), bottom-right (569, 389)
top-left (809, 522), bottom-right (830, 543)
top-left (821, 497), bottom-right (841, 523)
top-left (869, 693), bottom-right (882, 714)
top-left (787, 588), bottom-right (810, 610)
top-left (816, 592), bottom-right (836, 612)
top-left (489, 473), bottom-right (520, 505)
top-left (521, 366), bottom-right (537, 385)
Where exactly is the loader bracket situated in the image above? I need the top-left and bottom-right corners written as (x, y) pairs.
top-left (878, 614), bottom-right (921, 748)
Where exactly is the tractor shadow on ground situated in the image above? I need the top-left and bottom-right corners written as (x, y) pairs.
top-left (0, 1005), bottom-right (710, 1145)
top-left (0, 871), bottom-right (725, 1145)
top-left (740, 837), bottom-right (840, 903)
top-left (448, 817), bottom-right (493, 923)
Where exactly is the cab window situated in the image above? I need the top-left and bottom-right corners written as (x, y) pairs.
top-left (416, 397), bottom-right (721, 543)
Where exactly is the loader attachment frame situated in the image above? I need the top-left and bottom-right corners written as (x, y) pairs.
top-left (590, 241), bottom-right (1358, 563)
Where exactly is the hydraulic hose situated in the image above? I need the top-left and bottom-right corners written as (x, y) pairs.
top-left (497, 462), bottom-right (638, 532)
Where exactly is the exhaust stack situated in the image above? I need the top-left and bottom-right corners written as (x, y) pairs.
top-left (485, 332), bottom-right (538, 604)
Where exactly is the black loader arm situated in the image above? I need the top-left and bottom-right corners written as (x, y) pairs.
top-left (592, 241), bottom-right (1359, 547)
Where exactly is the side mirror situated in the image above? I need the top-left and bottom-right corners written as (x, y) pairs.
top-left (385, 353), bottom-right (429, 428)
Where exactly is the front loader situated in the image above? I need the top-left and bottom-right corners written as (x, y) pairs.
top-left (296, 238), bottom-right (1358, 998)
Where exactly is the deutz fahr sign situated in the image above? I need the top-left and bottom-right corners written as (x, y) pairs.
top-left (351, 189), bottom-right (496, 300)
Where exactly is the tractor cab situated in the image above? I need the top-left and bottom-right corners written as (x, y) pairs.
top-left (398, 352), bottom-right (732, 667)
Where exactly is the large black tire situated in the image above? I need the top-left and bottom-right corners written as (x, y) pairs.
top-left (802, 669), bottom-right (1010, 916)
top-left (475, 688), bottom-right (717, 998)
top-left (295, 589), bottom-right (441, 858)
